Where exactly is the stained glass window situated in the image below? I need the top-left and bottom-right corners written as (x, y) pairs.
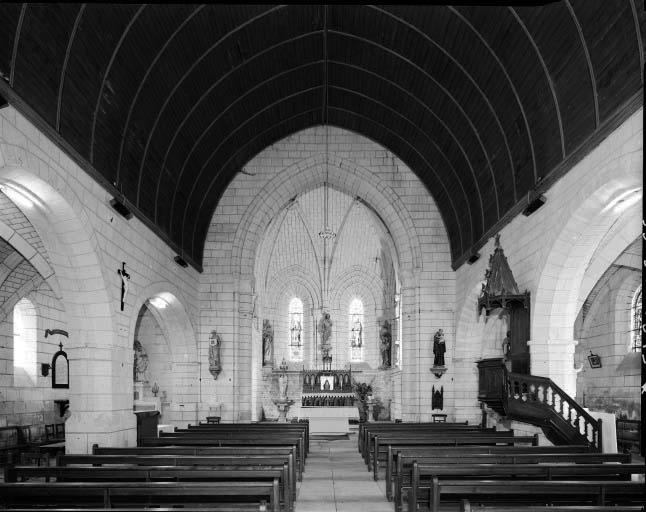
top-left (631, 286), bottom-right (641, 352)
top-left (349, 298), bottom-right (363, 362)
top-left (289, 297), bottom-right (303, 361)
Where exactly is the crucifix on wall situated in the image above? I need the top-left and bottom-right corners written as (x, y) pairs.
top-left (117, 262), bottom-right (130, 311)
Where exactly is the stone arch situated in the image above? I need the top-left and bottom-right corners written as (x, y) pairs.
top-left (0, 159), bottom-right (121, 452)
top-left (232, 152), bottom-right (424, 281)
top-left (0, 219), bottom-right (57, 296)
top-left (531, 148), bottom-right (641, 394)
top-left (128, 282), bottom-right (198, 364)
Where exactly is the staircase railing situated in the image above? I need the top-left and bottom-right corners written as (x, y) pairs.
top-left (505, 371), bottom-right (601, 450)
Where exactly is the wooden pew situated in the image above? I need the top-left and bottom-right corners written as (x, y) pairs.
top-left (423, 478), bottom-right (644, 512)
top-left (140, 435), bottom-right (305, 478)
top-left (5, 464), bottom-right (292, 512)
top-left (409, 461), bottom-right (645, 512)
top-left (361, 427), bottom-right (501, 465)
top-left (187, 423), bottom-right (310, 454)
top-left (393, 451), bottom-right (631, 511)
top-left (385, 444), bottom-right (592, 501)
top-left (358, 421), bottom-right (472, 453)
top-left (460, 503), bottom-right (644, 512)
top-left (370, 433), bottom-right (537, 479)
top-left (155, 432), bottom-right (306, 473)
top-left (93, 446), bottom-right (298, 506)
top-left (0, 481), bottom-right (280, 511)
top-left (359, 423), bottom-right (486, 460)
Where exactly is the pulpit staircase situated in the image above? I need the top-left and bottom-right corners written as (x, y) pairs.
top-left (477, 358), bottom-right (601, 450)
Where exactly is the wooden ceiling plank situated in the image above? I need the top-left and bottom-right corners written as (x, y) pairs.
top-left (56, 4), bottom-right (85, 133)
top-left (370, 4), bottom-right (515, 207)
top-left (134, 5), bottom-right (285, 208)
top-left (628, 0), bottom-right (644, 85)
top-left (509, 6), bottom-right (565, 159)
top-left (115, 5), bottom-right (204, 189)
top-left (329, 28), bottom-right (488, 234)
top-left (448, 6), bottom-right (537, 186)
top-left (327, 76), bottom-right (475, 243)
top-left (564, 0), bottom-right (599, 129)
top-left (9, 3), bottom-right (27, 87)
top-left (89, 4), bottom-right (146, 164)
top-left (159, 32), bottom-right (324, 226)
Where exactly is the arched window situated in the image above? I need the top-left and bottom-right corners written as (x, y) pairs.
top-left (393, 293), bottom-right (401, 367)
top-left (13, 298), bottom-right (38, 386)
top-left (289, 298), bottom-right (303, 361)
top-left (630, 285), bottom-right (641, 352)
top-left (349, 298), bottom-right (364, 362)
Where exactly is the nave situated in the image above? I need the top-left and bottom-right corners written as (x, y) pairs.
top-left (1, 419), bottom-right (644, 511)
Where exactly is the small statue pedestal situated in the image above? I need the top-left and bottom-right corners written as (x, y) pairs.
top-left (431, 365), bottom-right (447, 379)
top-left (134, 381), bottom-right (146, 401)
top-left (366, 399), bottom-right (375, 423)
top-left (273, 398), bottom-right (294, 423)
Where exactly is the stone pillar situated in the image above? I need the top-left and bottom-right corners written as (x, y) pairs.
top-left (235, 278), bottom-right (254, 421)
top-left (528, 338), bottom-right (579, 396)
top-left (399, 269), bottom-right (420, 421)
top-left (65, 345), bottom-right (136, 453)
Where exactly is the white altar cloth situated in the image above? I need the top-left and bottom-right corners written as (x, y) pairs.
top-left (300, 407), bottom-right (359, 435)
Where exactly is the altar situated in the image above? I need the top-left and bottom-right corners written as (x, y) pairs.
top-left (298, 369), bottom-right (359, 435)
top-left (300, 406), bottom-right (358, 435)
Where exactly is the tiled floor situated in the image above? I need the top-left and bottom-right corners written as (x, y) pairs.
top-left (295, 436), bottom-right (393, 512)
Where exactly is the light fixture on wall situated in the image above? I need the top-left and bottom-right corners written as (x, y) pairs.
top-left (174, 255), bottom-right (188, 268)
top-left (587, 350), bottom-right (602, 369)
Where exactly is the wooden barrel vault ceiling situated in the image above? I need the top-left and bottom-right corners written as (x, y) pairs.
top-left (0, 3), bottom-right (643, 271)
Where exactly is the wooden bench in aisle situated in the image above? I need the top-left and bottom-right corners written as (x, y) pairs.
top-left (370, 432), bottom-right (538, 479)
top-left (59, 453), bottom-right (295, 509)
top-left (5, 463), bottom-right (293, 512)
top-left (421, 479), bottom-right (644, 512)
top-left (460, 503), bottom-right (644, 512)
top-left (92, 444), bottom-right (300, 490)
top-left (392, 451), bottom-right (632, 512)
top-left (386, 444), bottom-right (596, 503)
top-left (0, 481), bottom-right (280, 511)
top-left (141, 435), bottom-right (305, 479)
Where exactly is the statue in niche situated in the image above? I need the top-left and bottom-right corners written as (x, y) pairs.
top-left (379, 320), bottom-right (392, 368)
top-left (133, 340), bottom-right (149, 382)
top-left (262, 320), bottom-right (273, 366)
top-left (209, 330), bottom-right (222, 380)
top-left (278, 373), bottom-right (288, 399)
top-left (502, 330), bottom-right (512, 369)
top-left (432, 385), bottom-right (444, 410)
top-left (432, 329), bottom-right (446, 367)
top-left (350, 314), bottom-right (362, 348)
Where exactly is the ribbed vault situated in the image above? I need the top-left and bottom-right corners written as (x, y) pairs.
top-left (0, 3), bottom-right (642, 270)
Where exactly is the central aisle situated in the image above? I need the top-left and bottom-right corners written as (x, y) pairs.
top-left (295, 437), bottom-right (393, 512)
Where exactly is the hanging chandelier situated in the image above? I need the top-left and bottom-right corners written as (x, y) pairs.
top-left (318, 5), bottom-right (336, 242)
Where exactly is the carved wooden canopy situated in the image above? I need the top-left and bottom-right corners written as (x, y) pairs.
top-left (478, 234), bottom-right (529, 314)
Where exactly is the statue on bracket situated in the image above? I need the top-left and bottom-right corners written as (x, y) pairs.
top-left (431, 328), bottom-right (447, 378)
top-left (133, 340), bottom-right (149, 383)
top-left (262, 319), bottom-right (274, 367)
top-left (379, 320), bottom-right (392, 369)
top-left (208, 330), bottom-right (222, 380)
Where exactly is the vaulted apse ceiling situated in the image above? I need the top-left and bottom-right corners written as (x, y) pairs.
top-left (0, 4), bottom-right (643, 271)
